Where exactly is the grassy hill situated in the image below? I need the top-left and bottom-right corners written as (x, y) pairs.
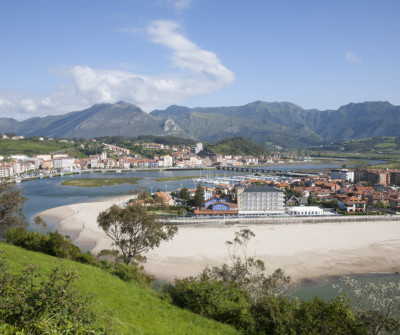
top-left (0, 242), bottom-right (239, 335)
top-left (203, 137), bottom-right (270, 157)
top-left (0, 138), bottom-right (82, 158)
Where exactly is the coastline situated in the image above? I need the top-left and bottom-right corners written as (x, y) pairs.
top-left (37, 199), bottom-right (400, 283)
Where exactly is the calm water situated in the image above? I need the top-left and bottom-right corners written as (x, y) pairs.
top-left (15, 159), bottom-right (398, 300)
top-left (19, 159), bottom-right (384, 221)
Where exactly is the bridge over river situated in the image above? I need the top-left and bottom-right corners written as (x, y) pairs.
top-left (216, 165), bottom-right (321, 178)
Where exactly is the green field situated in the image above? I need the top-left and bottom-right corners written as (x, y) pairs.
top-left (61, 177), bottom-right (142, 187)
top-left (0, 243), bottom-right (239, 335)
top-left (0, 138), bottom-right (80, 157)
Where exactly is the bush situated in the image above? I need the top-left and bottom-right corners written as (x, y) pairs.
top-left (5, 227), bottom-right (153, 286)
top-left (110, 262), bottom-right (154, 286)
top-left (251, 296), bottom-right (297, 334)
top-left (5, 227), bottom-right (98, 265)
top-left (164, 273), bottom-right (254, 331)
top-left (0, 253), bottom-right (109, 334)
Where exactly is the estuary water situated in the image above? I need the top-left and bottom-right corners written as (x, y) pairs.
top-left (19, 159), bottom-right (384, 222)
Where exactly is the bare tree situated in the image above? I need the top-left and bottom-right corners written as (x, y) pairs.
top-left (337, 277), bottom-right (400, 335)
top-left (97, 203), bottom-right (177, 264)
top-left (210, 228), bottom-right (291, 302)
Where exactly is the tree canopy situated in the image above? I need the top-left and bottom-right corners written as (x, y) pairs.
top-left (97, 203), bottom-right (178, 264)
top-left (0, 179), bottom-right (27, 238)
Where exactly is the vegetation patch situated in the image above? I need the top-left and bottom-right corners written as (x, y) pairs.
top-left (155, 175), bottom-right (198, 182)
top-left (61, 177), bottom-right (142, 187)
top-left (0, 243), bottom-right (239, 334)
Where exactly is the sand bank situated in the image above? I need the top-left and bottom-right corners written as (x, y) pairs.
top-left (38, 200), bottom-right (400, 283)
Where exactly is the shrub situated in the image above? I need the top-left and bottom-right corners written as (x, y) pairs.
top-left (110, 262), bottom-right (154, 286)
top-left (164, 272), bottom-right (254, 331)
top-left (0, 253), bottom-right (109, 334)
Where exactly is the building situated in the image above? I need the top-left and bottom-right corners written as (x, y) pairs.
top-left (53, 158), bottom-right (75, 170)
top-left (289, 206), bottom-right (324, 216)
top-left (337, 196), bottom-right (367, 213)
top-left (330, 169), bottom-right (354, 182)
top-left (194, 194), bottom-right (238, 217)
top-left (236, 185), bottom-right (285, 216)
top-left (0, 164), bottom-right (14, 178)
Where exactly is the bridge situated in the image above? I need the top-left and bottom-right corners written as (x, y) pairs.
top-left (216, 165), bottom-right (320, 178)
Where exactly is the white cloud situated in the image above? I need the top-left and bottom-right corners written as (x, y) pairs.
top-left (161, 0), bottom-right (192, 13)
top-left (172, 0), bottom-right (192, 12)
top-left (345, 52), bottom-right (360, 63)
top-left (0, 19), bottom-right (235, 119)
top-left (0, 98), bottom-right (14, 109)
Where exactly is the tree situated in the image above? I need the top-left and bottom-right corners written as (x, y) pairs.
top-left (179, 187), bottom-right (190, 203)
top-left (209, 229), bottom-right (291, 302)
top-left (0, 179), bottom-right (27, 238)
top-left (194, 183), bottom-right (204, 208)
top-left (97, 203), bottom-right (178, 264)
top-left (337, 277), bottom-right (400, 335)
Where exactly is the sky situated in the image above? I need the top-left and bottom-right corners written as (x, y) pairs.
top-left (1, 0), bottom-right (399, 120)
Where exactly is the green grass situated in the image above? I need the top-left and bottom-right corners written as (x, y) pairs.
top-left (154, 175), bottom-right (198, 182)
top-left (0, 138), bottom-right (80, 157)
top-left (61, 178), bottom-right (142, 187)
top-left (0, 243), bottom-right (239, 335)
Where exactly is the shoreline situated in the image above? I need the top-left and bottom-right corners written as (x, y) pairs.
top-left (37, 199), bottom-right (400, 283)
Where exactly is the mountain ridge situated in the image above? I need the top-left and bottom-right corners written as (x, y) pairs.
top-left (1, 100), bottom-right (399, 148)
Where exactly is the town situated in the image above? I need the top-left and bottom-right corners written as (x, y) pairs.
top-left (2, 135), bottom-right (400, 218)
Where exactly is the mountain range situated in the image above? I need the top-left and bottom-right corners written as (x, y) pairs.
top-left (1, 100), bottom-right (399, 148)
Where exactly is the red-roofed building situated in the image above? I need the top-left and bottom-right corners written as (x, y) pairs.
top-left (338, 196), bottom-right (366, 213)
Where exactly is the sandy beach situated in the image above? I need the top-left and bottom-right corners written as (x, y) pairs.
top-left (38, 198), bottom-right (400, 283)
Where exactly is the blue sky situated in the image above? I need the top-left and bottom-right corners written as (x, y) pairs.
top-left (1, 0), bottom-right (399, 119)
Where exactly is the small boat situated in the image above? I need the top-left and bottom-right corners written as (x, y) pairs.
top-left (116, 169), bottom-right (122, 173)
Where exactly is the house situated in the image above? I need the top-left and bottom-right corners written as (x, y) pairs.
top-left (285, 195), bottom-right (308, 206)
top-left (155, 191), bottom-right (175, 206)
top-left (194, 194), bottom-right (238, 217)
top-left (337, 196), bottom-right (366, 213)
top-left (389, 196), bottom-right (400, 211)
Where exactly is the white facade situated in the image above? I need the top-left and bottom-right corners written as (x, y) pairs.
top-left (289, 206), bottom-right (324, 216)
top-left (53, 158), bottom-right (75, 170)
top-left (330, 169), bottom-right (354, 182)
top-left (237, 186), bottom-right (285, 215)
top-left (0, 165), bottom-right (14, 178)
top-left (162, 155), bottom-right (173, 167)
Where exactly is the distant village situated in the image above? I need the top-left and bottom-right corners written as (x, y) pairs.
top-left (1, 135), bottom-right (400, 217)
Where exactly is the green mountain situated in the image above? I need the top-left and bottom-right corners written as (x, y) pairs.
top-left (0, 102), bottom-right (190, 140)
top-left (1, 100), bottom-right (399, 148)
top-left (152, 101), bottom-right (400, 147)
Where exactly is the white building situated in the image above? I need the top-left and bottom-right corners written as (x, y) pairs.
top-left (289, 206), bottom-right (324, 216)
top-left (161, 155), bottom-right (173, 167)
top-left (0, 164), bottom-right (14, 178)
top-left (236, 185), bottom-right (285, 216)
top-left (53, 158), bottom-right (75, 170)
top-left (330, 169), bottom-right (354, 182)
